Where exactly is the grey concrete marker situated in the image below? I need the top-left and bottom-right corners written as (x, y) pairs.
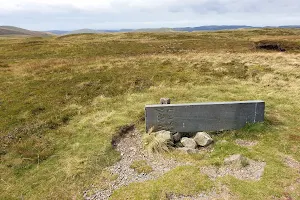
top-left (145, 100), bottom-right (265, 133)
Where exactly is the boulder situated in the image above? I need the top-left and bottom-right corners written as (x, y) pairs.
top-left (194, 132), bottom-right (213, 147)
top-left (224, 154), bottom-right (249, 168)
top-left (173, 132), bottom-right (182, 143)
top-left (181, 137), bottom-right (197, 149)
top-left (155, 130), bottom-right (173, 143)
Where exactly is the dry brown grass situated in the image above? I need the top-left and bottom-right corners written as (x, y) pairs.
top-left (0, 29), bottom-right (299, 199)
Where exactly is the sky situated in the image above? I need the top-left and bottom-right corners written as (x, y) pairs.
top-left (0, 0), bottom-right (300, 31)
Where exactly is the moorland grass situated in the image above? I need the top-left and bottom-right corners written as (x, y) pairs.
top-left (0, 29), bottom-right (300, 199)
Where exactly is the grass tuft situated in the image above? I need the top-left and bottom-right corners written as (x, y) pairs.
top-left (130, 160), bottom-right (153, 174)
top-left (143, 133), bottom-right (171, 153)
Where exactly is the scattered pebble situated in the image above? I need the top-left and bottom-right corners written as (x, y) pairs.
top-left (83, 132), bottom-right (269, 199)
top-left (201, 157), bottom-right (266, 181)
top-left (235, 139), bottom-right (258, 147)
top-left (168, 184), bottom-right (236, 200)
top-left (84, 129), bottom-right (188, 200)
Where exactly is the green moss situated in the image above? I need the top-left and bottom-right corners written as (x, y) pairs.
top-left (130, 160), bottom-right (153, 174)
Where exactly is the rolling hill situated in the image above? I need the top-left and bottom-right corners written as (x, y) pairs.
top-left (0, 26), bottom-right (52, 37)
top-left (67, 29), bottom-right (102, 34)
top-left (47, 25), bottom-right (300, 35)
top-left (46, 30), bottom-right (70, 35)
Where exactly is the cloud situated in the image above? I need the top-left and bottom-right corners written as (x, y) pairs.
top-left (2, 0), bottom-right (300, 13)
top-left (0, 0), bottom-right (300, 30)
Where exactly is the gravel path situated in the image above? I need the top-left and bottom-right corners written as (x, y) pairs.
top-left (200, 159), bottom-right (266, 181)
top-left (168, 184), bottom-right (236, 200)
top-left (83, 129), bottom-right (268, 200)
top-left (85, 129), bottom-right (188, 200)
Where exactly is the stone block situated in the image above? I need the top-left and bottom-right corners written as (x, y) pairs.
top-left (145, 100), bottom-right (265, 132)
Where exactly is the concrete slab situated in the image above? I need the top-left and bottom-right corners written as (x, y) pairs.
top-left (145, 100), bottom-right (265, 132)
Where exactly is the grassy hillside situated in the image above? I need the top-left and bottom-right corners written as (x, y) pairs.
top-left (0, 29), bottom-right (300, 199)
top-left (0, 26), bottom-right (52, 37)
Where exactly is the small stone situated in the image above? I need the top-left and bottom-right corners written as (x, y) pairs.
top-left (155, 130), bottom-right (173, 143)
top-left (173, 132), bottom-right (182, 142)
top-left (129, 147), bottom-right (136, 152)
top-left (194, 132), bottom-right (213, 147)
top-left (178, 147), bottom-right (199, 154)
top-left (224, 154), bottom-right (249, 168)
top-left (181, 137), bottom-right (197, 149)
top-left (160, 98), bottom-right (171, 104)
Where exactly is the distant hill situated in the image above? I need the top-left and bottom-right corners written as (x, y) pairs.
top-left (47, 29), bottom-right (123, 35)
top-left (46, 25), bottom-right (300, 35)
top-left (0, 26), bottom-right (52, 37)
top-left (134, 28), bottom-right (174, 32)
top-left (67, 29), bottom-right (101, 34)
top-left (47, 30), bottom-right (70, 35)
top-left (278, 25), bottom-right (300, 28)
top-left (173, 25), bottom-right (254, 32)
top-left (118, 29), bottom-right (134, 32)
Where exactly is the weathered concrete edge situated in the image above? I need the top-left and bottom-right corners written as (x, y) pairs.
top-left (145, 100), bottom-right (265, 108)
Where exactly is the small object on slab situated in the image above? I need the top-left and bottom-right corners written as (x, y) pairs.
top-left (181, 137), bottom-right (197, 149)
top-left (160, 98), bottom-right (171, 104)
top-left (194, 132), bottom-right (213, 147)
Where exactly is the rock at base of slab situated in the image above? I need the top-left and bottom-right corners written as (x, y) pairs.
top-left (155, 130), bottom-right (173, 143)
top-left (181, 137), bottom-right (197, 149)
top-left (194, 132), bottom-right (213, 147)
top-left (173, 132), bottom-right (182, 143)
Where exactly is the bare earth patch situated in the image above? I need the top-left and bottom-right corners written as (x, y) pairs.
top-left (200, 159), bottom-right (266, 181)
top-left (84, 129), bottom-right (188, 200)
top-left (235, 139), bottom-right (258, 147)
top-left (283, 156), bottom-right (300, 172)
top-left (168, 184), bottom-right (237, 200)
top-left (284, 178), bottom-right (300, 199)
